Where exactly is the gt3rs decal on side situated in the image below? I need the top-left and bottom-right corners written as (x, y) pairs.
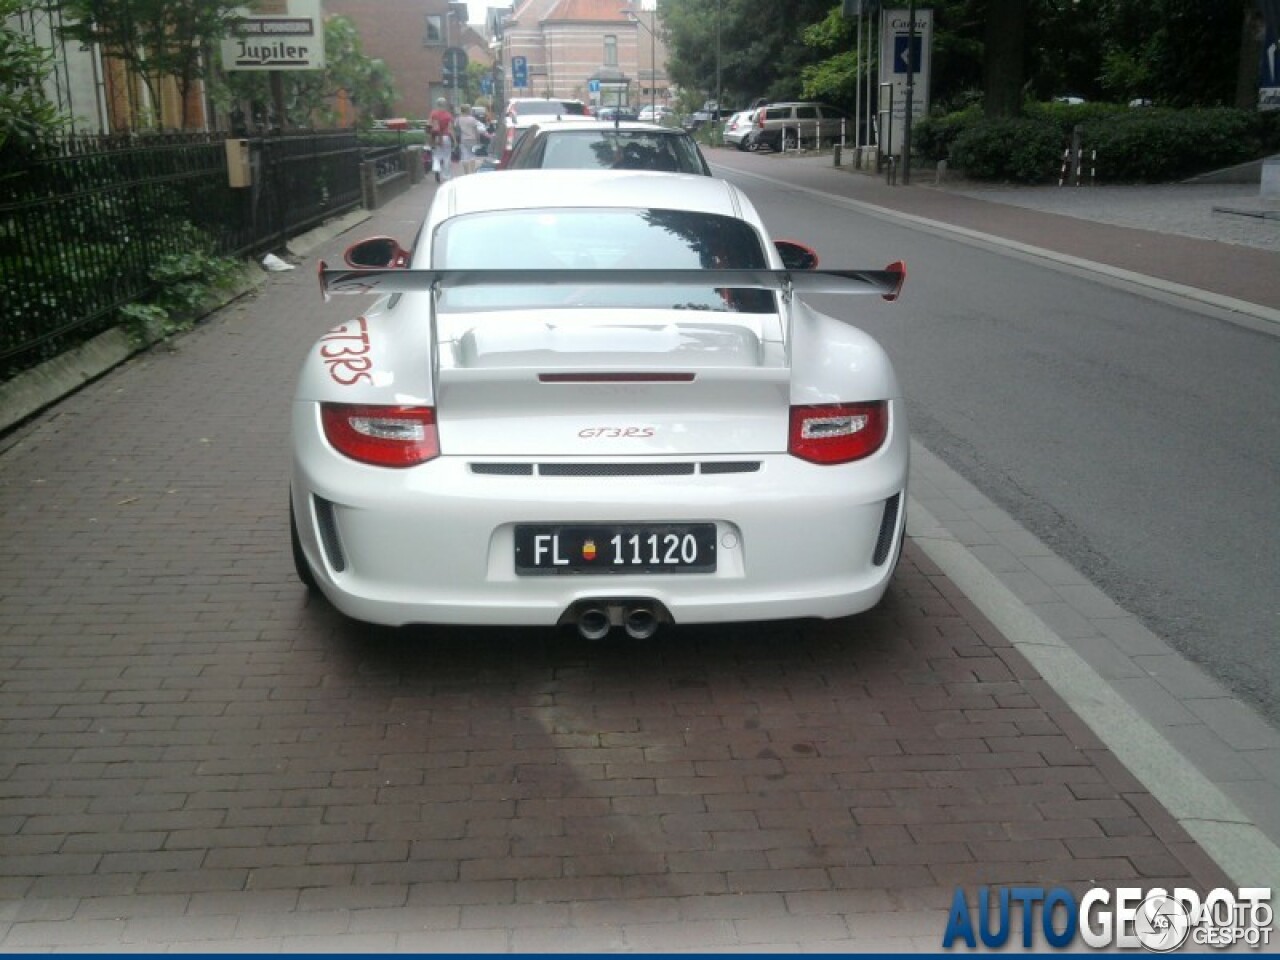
top-left (319, 317), bottom-right (374, 386)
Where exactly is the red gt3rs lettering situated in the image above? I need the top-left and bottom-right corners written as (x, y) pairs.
top-left (578, 427), bottom-right (656, 439)
top-left (321, 317), bottom-right (374, 386)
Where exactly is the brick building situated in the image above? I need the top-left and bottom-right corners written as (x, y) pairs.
top-left (325, 0), bottom-right (495, 121)
top-left (498, 0), bottom-right (667, 112)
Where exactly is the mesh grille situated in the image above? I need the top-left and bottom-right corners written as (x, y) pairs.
top-left (472, 463), bottom-right (534, 476)
top-left (700, 461), bottom-right (761, 475)
top-left (872, 492), bottom-right (901, 567)
top-left (540, 462), bottom-right (696, 477)
top-left (313, 496), bottom-right (346, 572)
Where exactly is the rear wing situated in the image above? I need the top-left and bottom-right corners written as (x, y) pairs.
top-left (317, 263), bottom-right (906, 303)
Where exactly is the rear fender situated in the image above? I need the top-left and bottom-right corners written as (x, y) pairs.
top-left (294, 292), bottom-right (436, 406)
top-left (788, 300), bottom-right (900, 405)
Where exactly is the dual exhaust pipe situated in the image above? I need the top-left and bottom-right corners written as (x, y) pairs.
top-left (567, 600), bottom-right (666, 640)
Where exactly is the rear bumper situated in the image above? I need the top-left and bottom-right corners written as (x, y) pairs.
top-left (292, 400), bottom-right (909, 627)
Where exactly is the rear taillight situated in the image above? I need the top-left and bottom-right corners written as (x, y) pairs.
top-left (788, 401), bottom-right (888, 464)
top-left (321, 403), bottom-right (439, 468)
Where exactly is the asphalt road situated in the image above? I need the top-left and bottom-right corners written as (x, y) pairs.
top-left (722, 171), bottom-right (1280, 726)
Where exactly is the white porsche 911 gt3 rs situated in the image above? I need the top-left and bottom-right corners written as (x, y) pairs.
top-left (291, 170), bottom-right (908, 637)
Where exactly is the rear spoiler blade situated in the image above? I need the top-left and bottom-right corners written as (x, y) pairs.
top-left (318, 263), bottom-right (906, 302)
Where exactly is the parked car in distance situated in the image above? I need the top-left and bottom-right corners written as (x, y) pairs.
top-left (637, 104), bottom-right (673, 123)
top-left (500, 97), bottom-right (589, 164)
top-left (597, 106), bottom-right (640, 123)
top-left (296, 170), bottom-right (909, 632)
top-left (747, 102), bottom-right (852, 152)
top-left (503, 120), bottom-right (711, 175)
top-left (722, 109), bottom-right (758, 149)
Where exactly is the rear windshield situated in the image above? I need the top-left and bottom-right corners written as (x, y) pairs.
top-left (433, 208), bottom-right (774, 314)
top-left (512, 100), bottom-right (587, 117)
top-left (515, 131), bottom-right (707, 175)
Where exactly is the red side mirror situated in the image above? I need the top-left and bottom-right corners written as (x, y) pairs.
top-left (881, 260), bottom-right (906, 302)
top-left (775, 240), bottom-right (820, 271)
top-left (344, 236), bottom-right (411, 269)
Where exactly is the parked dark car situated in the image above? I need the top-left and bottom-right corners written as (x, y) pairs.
top-left (503, 121), bottom-right (712, 175)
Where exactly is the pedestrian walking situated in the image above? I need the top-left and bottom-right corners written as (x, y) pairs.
top-left (429, 97), bottom-right (455, 183)
top-left (455, 104), bottom-right (485, 175)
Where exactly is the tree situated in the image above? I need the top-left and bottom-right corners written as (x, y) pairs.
top-left (1098, 0), bottom-right (1258, 106)
top-left (982, 0), bottom-right (1025, 116)
top-left (661, 0), bottom-right (834, 109)
top-left (1, 0), bottom-right (67, 156)
top-left (60, 0), bottom-right (243, 129)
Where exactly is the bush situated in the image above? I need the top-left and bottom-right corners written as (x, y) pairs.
top-left (921, 104), bottom-right (1273, 183)
top-left (949, 117), bottom-right (1064, 182)
top-left (913, 106), bottom-right (981, 163)
top-left (1079, 108), bottom-right (1259, 181)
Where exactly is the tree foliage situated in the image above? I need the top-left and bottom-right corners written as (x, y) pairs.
top-left (662, 0), bottom-right (1266, 118)
top-left (59, 0), bottom-right (243, 129)
top-left (1, 0), bottom-right (68, 156)
top-left (660, 0), bottom-right (836, 110)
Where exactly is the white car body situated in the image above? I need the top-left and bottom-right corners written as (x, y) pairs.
top-left (292, 171), bottom-right (909, 633)
top-left (722, 109), bottom-right (757, 148)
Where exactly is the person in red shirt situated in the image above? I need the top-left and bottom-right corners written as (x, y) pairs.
top-left (429, 98), bottom-right (455, 182)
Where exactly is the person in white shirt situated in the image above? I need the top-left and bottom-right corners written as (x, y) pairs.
top-left (455, 104), bottom-right (486, 175)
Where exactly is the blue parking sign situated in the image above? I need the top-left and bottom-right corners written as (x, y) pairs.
top-left (511, 56), bottom-right (528, 88)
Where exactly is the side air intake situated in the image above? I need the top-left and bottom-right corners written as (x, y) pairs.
top-left (872, 492), bottom-right (901, 567)
top-left (313, 496), bottom-right (347, 572)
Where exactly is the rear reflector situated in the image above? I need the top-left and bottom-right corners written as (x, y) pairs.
top-left (320, 403), bottom-right (439, 467)
top-left (788, 401), bottom-right (888, 464)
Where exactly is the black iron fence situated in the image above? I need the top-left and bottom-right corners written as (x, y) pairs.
top-left (0, 130), bottom-right (364, 380)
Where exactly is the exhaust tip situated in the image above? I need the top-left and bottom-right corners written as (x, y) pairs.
top-left (623, 607), bottom-right (659, 640)
top-left (577, 606), bottom-right (612, 641)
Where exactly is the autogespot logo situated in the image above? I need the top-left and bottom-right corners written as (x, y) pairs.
top-left (942, 886), bottom-right (1273, 951)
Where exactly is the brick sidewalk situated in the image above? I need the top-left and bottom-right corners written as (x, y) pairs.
top-left (0, 178), bottom-right (1230, 950)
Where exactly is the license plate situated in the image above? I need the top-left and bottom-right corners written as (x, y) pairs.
top-left (514, 523), bottom-right (717, 575)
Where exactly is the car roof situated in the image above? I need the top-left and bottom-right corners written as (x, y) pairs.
top-left (437, 170), bottom-right (741, 220)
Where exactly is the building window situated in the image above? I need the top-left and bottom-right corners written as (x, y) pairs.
top-left (604, 34), bottom-right (617, 66)
top-left (424, 15), bottom-right (443, 45)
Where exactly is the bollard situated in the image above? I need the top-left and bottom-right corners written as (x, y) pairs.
top-left (834, 144), bottom-right (842, 167)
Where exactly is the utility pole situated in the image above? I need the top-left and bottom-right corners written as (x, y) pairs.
top-left (902, 0), bottom-right (914, 185)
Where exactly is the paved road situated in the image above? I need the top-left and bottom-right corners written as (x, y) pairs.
top-left (712, 157), bottom-right (1280, 732)
top-left (0, 167), bottom-right (1269, 949)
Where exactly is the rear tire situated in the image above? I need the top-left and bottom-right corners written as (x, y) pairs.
top-left (782, 128), bottom-right (799, 151)
top-left (290, 497), bottom-right (319, 592)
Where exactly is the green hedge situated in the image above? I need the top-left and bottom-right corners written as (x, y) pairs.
top-left (916, 105), bottom-right (1276, 183)
top-left (948, 117), bottom-right (1064, 183)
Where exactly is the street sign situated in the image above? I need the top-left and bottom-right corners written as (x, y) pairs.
top-left (443, 47), bottom-right (468, 81)
top-left (878, 8), bottom-right (932, 155)
top-left (588, 79), bottom-right (601, 94)
top-left (893, 35), bottom-right (923, 74)
top-left (221, 0), bottom-right (325, 71)
top-left (511, 56), bottom-right (528, 89)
